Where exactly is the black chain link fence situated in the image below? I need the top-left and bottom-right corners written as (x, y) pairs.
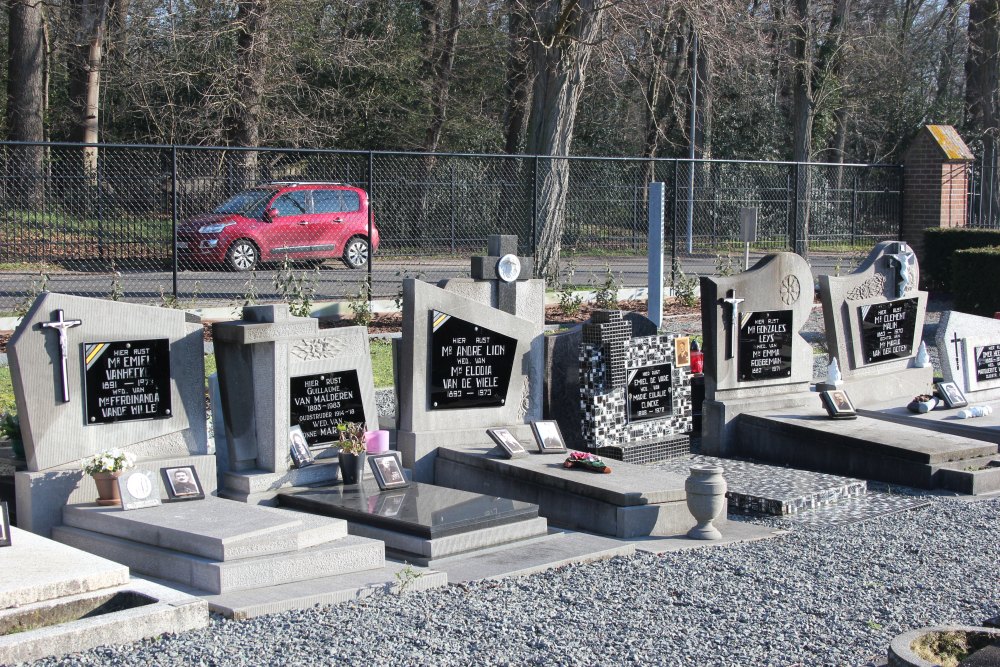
top-left (0, 142), bottom-right (903, 312)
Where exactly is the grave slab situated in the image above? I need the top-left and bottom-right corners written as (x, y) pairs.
top-left (61, 498), bottom-right (349, 561)
top-left (433, 447), bottom-right (703, 538)
top-left (0, 526), bottom-right (129, 609)
top-left (936, 310), bottom-right (1000, 402)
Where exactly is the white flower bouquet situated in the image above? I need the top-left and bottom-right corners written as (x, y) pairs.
top-left (82, 448), bottom-right (136, 475)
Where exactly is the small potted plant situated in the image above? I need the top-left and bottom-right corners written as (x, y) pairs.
top-left (335, 422), bottom-right (368, 485)
top-left (82, 448), bottom-right (137, 505)
top-left (0, 412), bottom-right (24, 460)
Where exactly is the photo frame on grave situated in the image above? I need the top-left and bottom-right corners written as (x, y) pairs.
top-left (530, 420), bottom-right (567, 454)
top-left (288, 425), bottom-right (315, 469)
top-left (674, 336), bottom-right (691, 367)
top-left (0, 501), bottom-right (10, 547)
top-left (160, 465), bottom-right (205, 502)
top-left (487, 428), bottom-right (529, 458)
top-left (117, 470), bottom-right (161, 511)
top-left (368, 453), bottom-right (409, 490)
top-left (819, 390), bottom-right (857, 420)
top-left (935, 381), bottom-right (969, 409)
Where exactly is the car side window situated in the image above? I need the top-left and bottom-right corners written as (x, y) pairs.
top-left (271, 191), bottom-right (308, 217)
top-left (313, 189), bottom-right (360, 214)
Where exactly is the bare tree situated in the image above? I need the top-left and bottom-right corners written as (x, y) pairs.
top-left (222, 0), bottom-right (270, 184)
top-left (67, 0), bottom-right (110, 178)
top-left (7, 0), bottom-right (46, 205)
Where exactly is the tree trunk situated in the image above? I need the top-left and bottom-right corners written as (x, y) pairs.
top-left (524, 0), bottom-right (605, 281)
top-left (7, 0), bottom-right (46, 207)
top-left (223, 0), bottom-right (270, 186)
top-left (790, 0), bottom-right (812, 255)
top-left (68, 0), bottom-right (110, 180)
top-left (422, 0), bottom-right (461, 155)
top-left (503, 0), bottom-right (531, 155)
top-left (966, 0), bottom-right (1000, 225)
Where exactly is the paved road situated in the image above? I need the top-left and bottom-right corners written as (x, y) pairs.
top-left (0, 253), bottom-right (852, 310)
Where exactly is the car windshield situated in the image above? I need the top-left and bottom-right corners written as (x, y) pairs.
top-left (212, 189), bottom-right (274, 218)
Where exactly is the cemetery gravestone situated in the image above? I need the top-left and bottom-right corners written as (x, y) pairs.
top-left (818, 241), bottom-right (931, 405)
top-left (936, 311), bottom-right (1000, 402)
top-left (396, 235), bottom-right (545, 482)
top-left (579, 311), bottom-right (693, 463)
top-left (212, 304), bottom-right (380, 503)
top-left (9, 293), bottom-right (214, 536)
top-left (700, 253), bottom-right (815, 456)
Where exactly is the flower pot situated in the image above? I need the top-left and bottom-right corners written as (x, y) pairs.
top-left (338, 451), bottom-right (366, 485)
top-left (10, 437), bottom-right (24, 460)
top-left (685, 464), bottom-right (727, 540)
top-left (91, 471), bottom-right (124, 506)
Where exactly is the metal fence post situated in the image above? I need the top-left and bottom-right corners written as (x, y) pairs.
top-left (531, 156), bottom-right (539, 275)
top-left (671, 160), bottom-right (678, 289)
top-left (171, 146), bottom-right (179, 298)
top-left (850, 171), bottom-right (858, 246)
top-left (790, 163), bottom-right (799, 253)
top-left (450, 164), bottom-right (456, 253)
top-left (368, 150), bottom-right (374, 304)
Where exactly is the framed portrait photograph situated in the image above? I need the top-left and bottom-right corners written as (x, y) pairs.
top-left (161, 465), bottom-right (205, 502)
top-left (530, 420), bottom-right (566, 454)
top-left (674, 336), bottom-right (691, 367)
top-left (288, 425), bottom-right (315, 468)
top-left (368, 453), bottom-right (409, 490)
top-left (819, 389), bottom-right (857, 419)
top-left (487, 427), bottom-right (528, 458)
top-left (117, 471), bottom-right (162, 511)
top-left (936, 381), bottom-right (969, 409)
top-left (0, 501), bottom-right (10, 547)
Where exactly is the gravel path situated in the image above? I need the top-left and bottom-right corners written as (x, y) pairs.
top-left (27, 494), bottom-right (999, 667)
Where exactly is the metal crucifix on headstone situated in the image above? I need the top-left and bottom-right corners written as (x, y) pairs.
top-left (951, 332), bottom-right (963, 371)
top-left (722, 289), bottom-right (745, 360)
top-left (40, 309), bottom-right (83, 402)
top-left (470, 235), bottom-right (534, 315)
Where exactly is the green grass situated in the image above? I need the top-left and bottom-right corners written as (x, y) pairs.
top-left (0, 344), bottom-right (393, 420)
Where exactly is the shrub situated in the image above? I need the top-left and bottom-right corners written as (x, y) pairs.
top-left (923, 228), bottom-right (1000, 291)
top-left (952, 245), bottom-right (1000, 316)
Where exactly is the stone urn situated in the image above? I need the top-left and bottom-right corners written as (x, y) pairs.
top-left (91, 471), bottom-right (124, 506)
top-left (685, 464), bottom-right (727, 540)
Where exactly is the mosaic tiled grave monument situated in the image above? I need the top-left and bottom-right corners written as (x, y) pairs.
top-left (8, 293), bottom-right (215, 536)
top-left (212, 304), bottom-right (380, 503)
top-left (700, 253), bottom-right (816, 456)
top-left (818, 241), bottom-right (932, 405)
top-left (0, 526), bottom-right (208, 664)
top-left (578, 310), bottom-right (692, 463)
top-left (396, 235), bottom-right (545, 482)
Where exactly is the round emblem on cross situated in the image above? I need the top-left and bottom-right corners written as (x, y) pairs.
top-left (126, 472), bottom-right (153, 500)
top-left (497, 254), bottom-right (521, 283)
top-left (780, 275), bottom-right (801, 305)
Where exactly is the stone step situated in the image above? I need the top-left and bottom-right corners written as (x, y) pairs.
top-left (52, 525), bottom-right (385, 594)
top-left (654, 455), bottom-right (868, 516)
top-left (62, 499), bottom-right (347, 561)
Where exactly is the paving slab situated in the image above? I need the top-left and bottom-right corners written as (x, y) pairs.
top-left (62, 498), bottom-right (347, 561)
top-left (0, 526), bottom-right (129, 609)
top-left (426, 530), bottom-right (636, 583)
top-left (627, 520), bottom-right (786, 554)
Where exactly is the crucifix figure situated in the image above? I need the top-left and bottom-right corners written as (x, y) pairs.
top-left (951, 332), bottom-right (963, 371)
top-left (886, 242), bottom-right (915, 299)
top-left (721, 289), bottom-right (745, 360)
top-left (40, 309), bottom-right (83, 402)
top-left (470, 235), bottom-right (534, 315)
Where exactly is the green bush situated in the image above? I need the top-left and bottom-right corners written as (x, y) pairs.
top-left (952, 246), bottom-right (1000, 316)
top-left (923, 228), bottom-right (1000, 290)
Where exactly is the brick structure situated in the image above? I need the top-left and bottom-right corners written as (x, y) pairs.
top-left (902, 125), bottom-right (974, 259)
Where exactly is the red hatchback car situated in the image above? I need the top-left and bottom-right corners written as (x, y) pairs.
top-left (176, 182), bottom-right (379, 271)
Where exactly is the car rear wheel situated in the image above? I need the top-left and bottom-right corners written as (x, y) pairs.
top-left (227, 239), bottom-right (259, 272)
top-left (342, 236), bottom-right (369, 269)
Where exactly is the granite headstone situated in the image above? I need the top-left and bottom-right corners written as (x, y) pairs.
top-left (936, 310), bottom-right (1000, 402)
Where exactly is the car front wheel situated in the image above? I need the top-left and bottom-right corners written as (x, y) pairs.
top-left (342, 236), bottom-right (369, 269)
top-left (226, 239), bottom-right (259, 272)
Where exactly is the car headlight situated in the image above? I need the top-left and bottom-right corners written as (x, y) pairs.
top-left (198, 222), bottom-right (233, 234)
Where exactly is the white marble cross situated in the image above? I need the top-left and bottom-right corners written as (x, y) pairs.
top-left (722, 289), bottom-right (745, 360)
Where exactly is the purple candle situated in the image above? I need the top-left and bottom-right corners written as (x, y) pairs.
top-left (365, 429), bottom-right (389, 453)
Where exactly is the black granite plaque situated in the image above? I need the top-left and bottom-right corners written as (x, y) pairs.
top-left (290, 370), bottom-right (365, 446)
top-left (84, 339), bottom-right (171, 424)
top-left (737, 310), bottom-right (793, 381)
top-left (859, 298), bottom-right (918, 364)
top-left (429, 311), bottom-right (517, 410)
top-left (627, 363), bottom-right (673, 422)
top-left (975, 344), bottom-right (1000, 382)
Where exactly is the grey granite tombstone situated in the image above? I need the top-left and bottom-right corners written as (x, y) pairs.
top-left (936, 310), bottom-right (1000, 402)
top-left (8, 293), bottom-right (214, 535)
top-left (396, 241), bottom-right (545, 482)
top-left (818, 241), bottom-right (931, 405)
top-left (700, 253), bottom-right (815, 456)
top-left (212, 304), bottom-right (379, 503)
top-left (579, 311), bottom-right (693, 463)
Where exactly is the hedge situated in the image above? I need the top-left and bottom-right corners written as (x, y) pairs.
top-left (922, 228), bottom-right (1000, 291)
top-left (952, 245), bottom-right (1000, 316)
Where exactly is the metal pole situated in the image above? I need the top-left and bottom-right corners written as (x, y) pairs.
top-left (850, 171), bottom-right (858, 246)
top-left (672, 160), bottom-right (678, 288)
top-left (171, 146), bottom-right (179, 298)
top-left (368, 151), bottom-right (374, 305)
top-left (450, 164), bottom-right (456, 253)
top-left (648, 182), bottom-right (665, 329)
top-left (686, 32), bottom-right (698, 255)
top-left (531, 156), bottom-right (539, 277)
